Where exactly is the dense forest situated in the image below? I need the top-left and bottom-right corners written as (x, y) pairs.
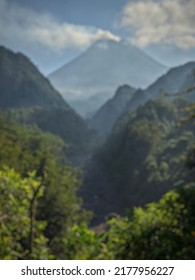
top-left (0, 46), bottom-right (195, 260)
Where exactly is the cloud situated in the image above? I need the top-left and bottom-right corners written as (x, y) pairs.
top-left (0, 0), bottom-right (120, 52)
top-left (119, 0), bottom-right (195, 49)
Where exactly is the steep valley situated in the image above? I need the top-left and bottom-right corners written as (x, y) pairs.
top-left (0, 45), bottom-right (195, 260)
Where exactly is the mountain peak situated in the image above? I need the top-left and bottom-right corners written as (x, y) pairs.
top-left (49, 40), bottom-right (168, 115)
top-left (91, 38), bottom-right (118, 50)
top-left (115, 85), bottom-right (136, 96)
top-left (90, 38), bottom-right (145, 54)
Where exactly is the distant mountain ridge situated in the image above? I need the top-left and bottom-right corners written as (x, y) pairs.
top-left (89, 61), bottom-right (195, 140)
top-left (48, 39), bottom-right (168, 115)
top-left (88, 85), bottom-right (136, 140)
top-left (127, 61), bottom-right (195, 112)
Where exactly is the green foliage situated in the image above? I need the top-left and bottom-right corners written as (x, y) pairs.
top-left (0, 167), bottom-right (49, 259)
top-left (99, 185), bottom-right (195, 260)
top-left (183, 104), bottom-right (195, 122)
top-left (48, 184), bottom-right (195, 260)
top-left (96, 98), bottom-right (194, 211)
top-left (0, 113), bottom-right (66, 175)
top-left (99, 217), bottom-right (130, 260)
top-left (6, 107), bottom-right (95, 162)
top-left (0, 113), bottom-right (90, 257)
top-left (60, 224), bottom-right (101, 260)
top-left (0, 46), bottom-right (194, 260)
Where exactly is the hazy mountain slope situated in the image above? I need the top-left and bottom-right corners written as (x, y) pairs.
top-left (80, 98), bottom-right (194, 224)
top-left (127, 62), bottom-right (195, 112)
top-left (87, 63), bottom-right (195, 141)
top-left (147, 62), bottom-right (195, 98)
top-left (48, 39), bottom-right (167, 114)
top-left (0, 46), bottom-right (66, 109)
top-left (88, 85), bottom-right (136, 140)
top-left (67, 91), bottom-right (115, 118)
top-left (180, 67), bottom-right (195, 101)
top-left (0, 46), bottom-right (94, 163)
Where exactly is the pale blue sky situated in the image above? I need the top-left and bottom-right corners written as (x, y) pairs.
top-left (1, 0), bottom-right (195, 74)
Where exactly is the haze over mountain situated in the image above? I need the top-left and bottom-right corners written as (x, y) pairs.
top-left (89, 61), bottom-right (195, 141)
top-left (88, 85), bottom-right (136, 140)
top-left (0, 0), bottom-right (195, 261)
top-left (126, 62), bottom-right (195, 112)
top-left (48, 39), bottom-right (168, 115)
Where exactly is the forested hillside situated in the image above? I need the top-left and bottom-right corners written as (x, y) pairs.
top-left (0, 113), bottom-right (90, 259)
top-left (0, 46), bottom-right (95, 163)
top-left (0, 46), bottom-right (195, 260)
top-left (81, 97), bottom-right (195, 224)
top-left (88, 62), bottom-right (195, 141)
top-left (0, 46), bottom-right (65, 109)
